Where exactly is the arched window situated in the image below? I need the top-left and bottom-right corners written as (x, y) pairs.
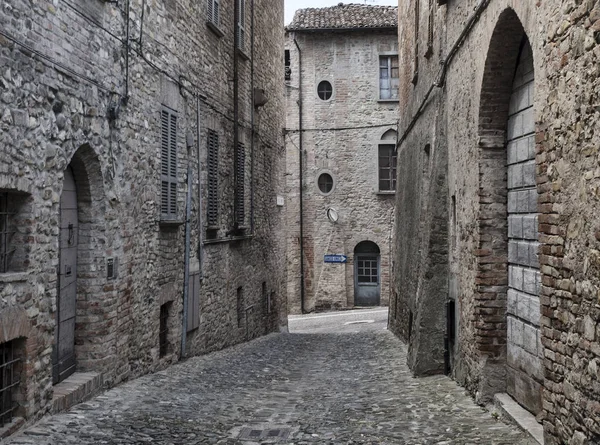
top-left (378, 129), bottom-right (398, 192)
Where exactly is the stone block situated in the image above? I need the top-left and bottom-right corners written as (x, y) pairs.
top-left (507, 289), bottom-right (518, 315)
top-left (523, 268), bottom-right (537, 295)
top-left (509, 215), bottom-right (523, 238)
top-left (522, 161), bottom-right (536, 187)
top-left (522, 215), bottom-right (537, 240)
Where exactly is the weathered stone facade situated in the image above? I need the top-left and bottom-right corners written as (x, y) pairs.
top-left (0, 0), bottom-right (286, 437)
top-left (390, 0), bottom-right (600, 443)
top-left (285, 5), bottom-right (398, 314)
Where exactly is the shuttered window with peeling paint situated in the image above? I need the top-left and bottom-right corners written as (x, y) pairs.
top-left (207, 129), bottom-right (219, 227)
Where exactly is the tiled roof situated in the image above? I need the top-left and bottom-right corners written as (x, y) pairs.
top-left (287, 3), bottom-right (398, 31)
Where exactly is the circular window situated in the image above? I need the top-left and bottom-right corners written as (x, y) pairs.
top-left (317, 81), bottom-right (333, 101)
top-left (318, 173), bottom-right (334, 194)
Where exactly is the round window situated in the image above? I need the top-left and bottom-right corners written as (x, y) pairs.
top-left (318, 173), bottom-right (334, 194)
top-left (317, 81), bottom-right (333, 101)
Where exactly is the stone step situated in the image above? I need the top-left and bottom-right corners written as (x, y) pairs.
top-left (51, 372), bottom-right (103, 414)
top-left (494, 392), bottom-right (544, 445)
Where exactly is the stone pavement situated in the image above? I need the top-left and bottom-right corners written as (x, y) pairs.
top-left (6, 327), bottom-right (535, 444)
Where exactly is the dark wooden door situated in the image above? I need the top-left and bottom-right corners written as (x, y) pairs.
top-left (53, 166), bottom-right (78, 384)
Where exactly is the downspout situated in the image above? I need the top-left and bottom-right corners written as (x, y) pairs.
top-left (181, 162), bottom-right (193, 358)
top-left (123, 0), bottom-right (130, 104)
top-left (197, 97), bottom-right (204, 279)
top-left (233, 0), bottom-right (240, 228)
top-left (293, 38), bottom-right (305, 314)
top-left (250, 0), bottom-right (255, 234)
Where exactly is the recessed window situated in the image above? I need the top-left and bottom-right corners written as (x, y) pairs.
top-left (0, 192), bottom-right (30, 273)
top-left (379, 55), bottom-right (399, 100)
top-left (378, 145), bottom-right (397, 191)
top-left (0, 339), bottom-right (21, 428)
top-left (317, 81), bottom-right (333, 101)
top-left (317, 173), bottom-right (334, 195)
top-left (159, 303), bottom-right (171, 357)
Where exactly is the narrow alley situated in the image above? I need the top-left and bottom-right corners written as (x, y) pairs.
top-left (6, 311), bottom-right (533, 445)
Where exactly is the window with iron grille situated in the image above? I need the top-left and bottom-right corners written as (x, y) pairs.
top-left (0, 340), bottom-right (20, 428)
top-left (234, 142), bottom-right (246, 225)
top-left (379, 55), bottom-right (399, 100)
top-left (0, 193), bottom-right (17, 274)
top-left (237, 286), bottom-right (244, 328)
top-left (159, 303), bottom-right (170, 357)
top-left (285, 50), bottom-right (291, 81)
top-left (207, 0), bottom-right (219, 27)
top-left (161, 108), bottom-right (178, 220)
top-left (207, 130), bottom-right (219, 228)
top-left (378, 145), bottom-right (397, 191)
top-left (236, 0), bottom-right (245, 51)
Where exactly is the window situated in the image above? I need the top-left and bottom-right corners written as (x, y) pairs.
top-left (0, 340), bottom-right (20, 428)
top-left (412, 0), bottom-right (420, 84)
top-left (161, 108), bottom-right (178, 220)
top-left (207, 130), bottom-right (219, 227)
top-left (379, 55), bottom-right (399, 100)
top-left (207, 0), bottom-right (219, 26)
top-left (317, 173), bottom-right (334, 195)
top-left (237, 287), bottom-right (244, 328)
top-left (0, 192), bottom-right (29, 273)
top-left (426, 0), bottom-right (434, 57)
top-left (236, 0), bottom-right (245, 51)
top-left (317, 81), bottom-right (333, 101)
top-left (235, 142), bottom-right (246, 225)
top-left (159, 303), bottom-right (171, 357)
top-left (285, 50), bottom-right (291, 81)
top-left (378, 145), bottom-right (397, 191)
top-left (0, 194), bottom-right (16, 273)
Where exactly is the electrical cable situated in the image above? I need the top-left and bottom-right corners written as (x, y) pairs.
top-left (284, 122), bottom-right (399, 133)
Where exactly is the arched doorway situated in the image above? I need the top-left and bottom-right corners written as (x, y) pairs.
top-left (53, 166), bottom-right (78, 384)
top-left (354, 241), bottom-right (380, 306)
top-left (478, 9), bottom-right (541, 414)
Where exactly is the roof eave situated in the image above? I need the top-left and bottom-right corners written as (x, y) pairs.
top-left (285, 26), bottom-right (398, 33)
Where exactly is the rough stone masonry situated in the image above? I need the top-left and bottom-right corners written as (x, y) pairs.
top-left (0, 0), bottom-right (286, 438)
top-left (390, 0), bottom-right (600, 444)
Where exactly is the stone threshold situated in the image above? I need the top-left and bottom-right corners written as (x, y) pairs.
top-left (494, 393), bottom-right (544, 445)
top-left (51, 372), bottom-right (103, 414)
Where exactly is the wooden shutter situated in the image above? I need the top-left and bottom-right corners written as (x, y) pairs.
top-left (207, 130), bottom-right (219, 227)
top-left (187, 271), bottom-right (200, 332)
top-left (207, 0), bottom-right (219, 25)
top-left (235, 142), bottom-right (245, 224)
top-left (237, 0), bottom-right (245, 50)
top-left (161, 108), bottom-right (177, 219)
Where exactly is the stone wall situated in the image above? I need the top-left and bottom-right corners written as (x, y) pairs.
top-left (0, 0), bottom-right (286, 436)
top-left (392, 0), bottom-right (600, 443)
top-left (285, 29), bottom-right (398, 314)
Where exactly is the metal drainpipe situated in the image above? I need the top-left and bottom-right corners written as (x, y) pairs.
top-left (233, 0), bottom-right (240, 228)
top-left (123, 0), bottom-right (130, 104)
top-left (293, 38), bottom-right (305, 314)
top-left (181, 162), bottom-right (192, 358)
top-left (196, 97), bottom-right (204, 279)
top-left (249, 0), bottom-right (255, 234)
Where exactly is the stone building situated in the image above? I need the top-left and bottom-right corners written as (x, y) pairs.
top-left (0, 0), bottom-right (286, 437)
top-left (390, 0), bottom-right (600, 443)
top-left (285, 4), bottom-right (398, 314)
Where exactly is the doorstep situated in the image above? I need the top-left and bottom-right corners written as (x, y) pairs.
top-left (494, 393), bottom-right (544, 445)
top-left (51, 372), bottom-right (103, 414)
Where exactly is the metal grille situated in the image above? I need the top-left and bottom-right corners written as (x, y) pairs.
top-left (207, 0), bottom-right (219, 26)
top-left (378, 144), bottom-right (397, 191)
top-left (0, 340), bottom-right (19, 428)
top-left (207, 130), bottom-right (219, 227)
top-left (238, 427), bottom-right (291, 441)
top-left (160, 109), bottom-right (178, 219)
top-left (159, 304), bottom-right (170, 357)
top-left (0, 193), bottom-right (16, 273)
top-left (234, 142), bottom-right (246, 225)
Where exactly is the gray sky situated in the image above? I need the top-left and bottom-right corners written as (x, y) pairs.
top-left (285, 0), bottom-right (398, 25)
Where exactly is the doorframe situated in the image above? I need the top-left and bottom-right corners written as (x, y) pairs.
top-left (353, 253), bottom-right (381, 306)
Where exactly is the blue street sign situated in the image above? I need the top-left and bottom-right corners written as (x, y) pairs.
top-left (324, 254), bottom-right (347, 263)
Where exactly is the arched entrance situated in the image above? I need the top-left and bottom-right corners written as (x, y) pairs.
top-left (53, 166), bottom-right (78, 384)
top-left (478, 9), bottom-right (541, 414)
top-left (354, 241), bottom-right (380, 306)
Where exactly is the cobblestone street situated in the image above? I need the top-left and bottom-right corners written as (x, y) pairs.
top-left (6, 312), bottom-right (534, 445)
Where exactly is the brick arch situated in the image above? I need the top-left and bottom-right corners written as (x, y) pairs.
top-left (475, 8), bottom-right (532, 401)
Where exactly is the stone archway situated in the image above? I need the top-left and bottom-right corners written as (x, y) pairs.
top-left (476, 9), bottom-right (541, 413)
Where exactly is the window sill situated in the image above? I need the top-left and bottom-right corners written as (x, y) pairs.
top-left (378, 99), bottom-right (399, 103)
top-left (237, 48), bottom-right (250, 61)
top-left (159, 219), bottom-right (184, 229)
top-left (203, 234), bottom-right (253, 245)
top-left (0, 271), bottom-right (30, 283)
top-left (206, 21), bottom-right (224, 38)
top-left (376, 190), bottom-right (396, 195)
